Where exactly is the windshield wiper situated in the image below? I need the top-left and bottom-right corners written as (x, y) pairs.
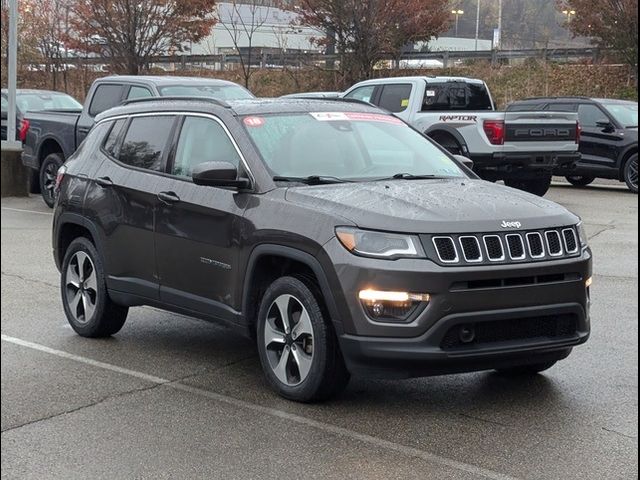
top-left (273, 175), bottom-right (353, 185)
top-left (381, 173), bottom-right (447, 181)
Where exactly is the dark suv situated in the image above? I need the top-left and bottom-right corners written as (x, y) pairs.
top-left (508, 97), bottom-right (638, 193)
top-left (53, 98), bottom-right (592, 402)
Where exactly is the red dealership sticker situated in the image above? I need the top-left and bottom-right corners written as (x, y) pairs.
top-left (243, 116), bottom-right (265, 127)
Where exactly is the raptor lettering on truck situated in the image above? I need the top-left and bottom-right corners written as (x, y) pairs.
top-left (439, 115), bottom-right (478, 123)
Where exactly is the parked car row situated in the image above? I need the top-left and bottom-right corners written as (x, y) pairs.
top-left (12, 75), bottom-right (638, 212)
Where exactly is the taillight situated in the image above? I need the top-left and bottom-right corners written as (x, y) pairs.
top-left (576, 121), bottom-right (581, 144)
top-left (55, 165), bottom-right (67, 192)
top-left (483, 120), bottom-right (505, 145)
top-left (18, 118), bottom-right (30, 142)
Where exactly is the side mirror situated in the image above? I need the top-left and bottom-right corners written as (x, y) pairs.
top-left (453, 154), bottom-right (474, 170)
top-left (192, 161), bottom-right (250, 189)
top-left (596, 120), bottom-right (615, 132)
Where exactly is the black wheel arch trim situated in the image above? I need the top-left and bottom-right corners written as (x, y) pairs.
top-left (54, 212), bottom-right (105, 272)
top-left (424, 125), bottom-right (470, 156)
top-left (242, 244), bottom-right (345, 336)
top-left (37, 135), bottom-right (68, 164)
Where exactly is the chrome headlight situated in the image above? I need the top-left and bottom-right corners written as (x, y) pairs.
top-left (336, 227), bottom-right (426, 259)
top-left (577, 221), bottom-right (589, 248)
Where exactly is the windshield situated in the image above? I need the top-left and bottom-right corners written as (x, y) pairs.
top-left (602, 102), bottom-right (638, 127)
top-left (15, 92), bottom-right (81, 112)
top-left (243, 112), bottom-right (466, 181)
top-left (159, 84), bottom-right (254, 100)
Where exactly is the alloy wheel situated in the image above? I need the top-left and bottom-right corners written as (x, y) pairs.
top-left (627, 156), bottom-right (638, 190)
top-left (43, 161), bottom-right (58, 204)
top-left (65, 251), bottom-right (98, 323)
top-left (263, 294), bottom-right (314, 386)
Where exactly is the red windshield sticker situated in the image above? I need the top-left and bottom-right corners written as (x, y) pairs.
top-left (244, 116), bottom-right (265, 127)
top-left (310, 111), bottom-right (404, 125)
top-left (344, 112), bottom-right (404, 125)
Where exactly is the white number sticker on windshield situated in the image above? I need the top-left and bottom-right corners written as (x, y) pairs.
top-left (309, 112), bottom-right (403, 125)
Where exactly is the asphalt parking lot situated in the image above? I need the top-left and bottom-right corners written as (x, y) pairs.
top-left (1, 180), bottom-right (638, 480)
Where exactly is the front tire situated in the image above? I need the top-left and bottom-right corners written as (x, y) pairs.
top-left (504, 175), bottom-right (552, 196)
top-left (40, 153), bottom-right (64, 208)
top-left (623, 153), bottom-right (638, 194)
top-left (61, 237), bottom-right (128, 337)
top-left (565, 175), bottom-right (595, 187)
top-left (256, 276), bottom-right (349, 402)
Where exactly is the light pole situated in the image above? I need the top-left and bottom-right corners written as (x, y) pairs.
top-left (562, 9), bottom-right (576, 23)
top-left (452, 9), bottom-right (464, 37)
top-left (474, 1), bottom-right (480, 51)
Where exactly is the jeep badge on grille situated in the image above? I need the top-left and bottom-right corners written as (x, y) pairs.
top-left (501, 221), bottom-right (522, 228)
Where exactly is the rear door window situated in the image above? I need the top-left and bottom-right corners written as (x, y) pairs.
top-left (422, 82), bottom-right (493, 111)
top-left (88, 84), bottom-right (125, 116)
top-left (578, 104), bottom-right (607, 127)
top-left (127, 86), bottom-right (153, 100)
top-left (344, 85), bottom-right (376, 103)
top-left (377, 84), bottom-right (412, 113)
top-left (118, 116), bottom-right (176, 171)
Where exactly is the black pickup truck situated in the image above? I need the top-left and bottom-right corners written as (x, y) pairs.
top-left (21, 75), bottom-right (254, 206)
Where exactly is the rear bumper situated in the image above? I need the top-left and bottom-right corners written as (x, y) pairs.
top-left (338, 302), bottom-right (589, 378)
top-left (471, 151), bottom-right (580, 179)
top-left (21, 151), bottom-right (38, 170)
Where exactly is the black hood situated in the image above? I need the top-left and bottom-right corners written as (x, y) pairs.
top-left (285, 179), bottom-right (578, 234)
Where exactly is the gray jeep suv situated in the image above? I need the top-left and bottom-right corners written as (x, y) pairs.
top-left (52, 97), bottom-right (592, 402)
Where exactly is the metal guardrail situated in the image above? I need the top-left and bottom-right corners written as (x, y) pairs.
top-left (22, 47), bottom-right (608, 71)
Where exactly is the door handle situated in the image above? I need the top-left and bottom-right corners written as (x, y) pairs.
top-left (95, 176), bottom-right (113, 187)
top-left (157, 191), bottom-right (180, 204)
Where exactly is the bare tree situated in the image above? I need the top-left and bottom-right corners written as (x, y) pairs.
top-left (218, 0), bottom-right (271, 88)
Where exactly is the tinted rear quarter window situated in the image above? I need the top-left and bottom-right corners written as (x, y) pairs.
top-left (88, 84), bottom-right (124, 116)
top-left (118, 116), bottom-right (175, 171)
top-left (377, 84), bottom-right (412, 113)
top-left (103, 119), bottom-right (127, 157)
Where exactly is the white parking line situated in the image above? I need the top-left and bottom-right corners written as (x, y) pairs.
top-left (1, 207), bottom-right (52, 216)
top-left (1, 333), bottom-right (519, 480)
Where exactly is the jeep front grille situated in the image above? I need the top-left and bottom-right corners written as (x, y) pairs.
top-left (425, 226), bottom-right (581, 266)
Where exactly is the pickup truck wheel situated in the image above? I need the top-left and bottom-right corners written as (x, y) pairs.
top-left (495, 361), bottom-right (557, 376)
top-left (61, 237), bottom-right (128, 337)
top-left (504, 176), bottom-right (552, 196)
top-left (623, 154), bottom-right (638, 194)
top-left (257, 276), bottom-right (349, 402)
top-left (40, 153), bottom-right (64, 208)
top-left (565, 175), bottom-right (595, 187)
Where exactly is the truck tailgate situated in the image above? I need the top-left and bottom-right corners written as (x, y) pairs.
top-left (503, 111), bottom-right (579, 153)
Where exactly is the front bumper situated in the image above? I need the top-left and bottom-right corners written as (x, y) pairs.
top-left (321, 238), bottom-right (592, 378)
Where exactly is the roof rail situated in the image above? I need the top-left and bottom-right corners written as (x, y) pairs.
top-left (120, 96), bottom-right (231, 108)
top-left (520, 96), bottom-right (591, 101)
top-left (293, 97), bottom-right (376, 108)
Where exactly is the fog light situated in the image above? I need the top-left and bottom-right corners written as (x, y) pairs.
top-left (585, 276), bottom-right (593, 288)
top-left (358, 290), bottom-right (430, 322)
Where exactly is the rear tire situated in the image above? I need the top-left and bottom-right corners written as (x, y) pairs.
top-left (40, 152), bottom-right (64, 208)
top-left (61, 237), bottom-right (128, 338)
top-left (623, 153), bottom-right (638, 194)
top-left (256, 276), bottom-right (349, 402)
top-left (495, 361), bottom-right (557, 376)
top-left (565, 175), bottom-right (595, 187)
top-left (504, 176), bottom-right (552, 196)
